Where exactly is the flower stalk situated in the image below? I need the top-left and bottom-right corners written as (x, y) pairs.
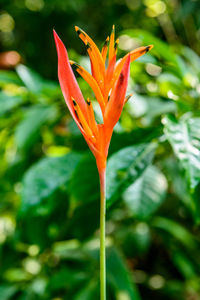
top-left (99, 167), bottom-right (106, 300)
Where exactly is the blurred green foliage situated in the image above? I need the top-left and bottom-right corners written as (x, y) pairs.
top-left (1, 0), bottom-right (200, 79)
top-left (1, 0), bottom-right (200, 299)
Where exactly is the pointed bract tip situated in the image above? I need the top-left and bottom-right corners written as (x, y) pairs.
top-left (125, 94), bottom-right (133, 103)
top-left (75, 26), bottom-right (84, 36)
top-left (114, 39), bottom-right (119, 49)
top-left (145, 44), bottom-right (154, 52)
top-left (86, 98), bottom-right (91, 105)
top-left (69, 60), bottom-right (80, 69)
top-left (103, 37), bottom-right (110, 46)
top-left (53, 29), bottom-right (58, 40)
top-left (53, 29), bottom-right (63, 51)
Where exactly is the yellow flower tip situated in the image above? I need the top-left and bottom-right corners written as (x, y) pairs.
top-left (74, 26), bottom-right (85, 37)
top-left (69, 60), bottom-right (81, 71)
top-left (146, 45), bottom-right (154, 52)
top-left (112, 24), bottom-right (115, 31)
top-left (86, 97), bottom-right (91, 105)
top-left (114, 39), bottom-right (119, 49)
top-left (103, 37), bottom-right (110, 48)
top-left (125, 94), bottom-right (133, 103)
top-left (74, 25), bottom-right (79, 32)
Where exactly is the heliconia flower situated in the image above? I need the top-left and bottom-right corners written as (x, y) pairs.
top-left (53, 26), bottom-right (153, 174)
top-left (53, 26), bottom-right (153, 299)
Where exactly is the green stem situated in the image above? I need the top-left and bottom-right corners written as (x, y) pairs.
top-left (99, 168), bottom-right (106, 300)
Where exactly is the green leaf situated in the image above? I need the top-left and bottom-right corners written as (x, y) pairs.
top-left (182, 46), bottom-right (200, 75)
top-left (107, 247), bottom-right (141, 300)
top-left (0, 70), bottom-right (22, 85)
top-left (70, 153), bottom-right (99, 204)
top-left (106, 143), bottom-right (156, 207)
top-left (15, 104), bottom-right (57, 150)
top-left (74, 280), bottom-right (99, 300)
top-left (53, 239), bottom-right (86, 260)
top-left (163, 114), bottom-right (200, 190)
top-left (21, 152), bottom-right (82, 213)
top-left (0, 285), bottom-right (17, 300)
top-left (49, 267), bottom-right (87, 291)
top-left (172, 250), bottom-right (197, 279)
top-left (128, 94), bottom-right (176, 125)
top-left (16, 64), bottom-right (44, 93)
top-left (123, 165), bottom-right (167, 219)
top-left (151, 217), bottom-right (197, 250)
top-left (161, 157), bottom-right (192, 209)
top-left (117, 223), bottom-right (151, 257)
top-left (121, 29), bottom-right (182, 77)
top-left (0, 91), bottom-right (24, 116)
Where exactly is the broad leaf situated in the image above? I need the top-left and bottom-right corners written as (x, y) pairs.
top-left (16, 64), bottom-right (44, 93)
top-left (106, 143), bottom-right (156, 207)
top-left (0, 92), bottom-right (24, 116)
top-left (48, 267), bottom-right (87, 291)
top-left (0, 70), bottom-right (22, 85)
top-left (74, 280), bottom-right (99, 300)
top-left (123, 165), bottom-right (167, 219)
top-left (15, 104), bottom-right (57, 150)
top-left (21, 152), bottom-right (82, 213)
top-left (163, 114), bottom-right (200, 190)
top-left (151, 217), bottom-right (197, 250)
top-left (0, 286), bottom-right (17, 300)
top-left (121, 29), bottom-right (183, 77)
top-left (182, 46), bottom-right (200, 75)
top-left (70, 153), bottom-right (99, 204)
top-left (107, 247), bottom-right (141, 300)
top-left (127, 94), bottom-right (176, 125)
top-left (172, 250), bottom-right (197, 279)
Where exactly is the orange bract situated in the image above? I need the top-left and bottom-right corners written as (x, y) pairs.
top-left (53, 26), bottom-right (153, 172)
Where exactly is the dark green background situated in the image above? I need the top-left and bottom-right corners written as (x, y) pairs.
top-left (0, 0), bottom-right (200, 299)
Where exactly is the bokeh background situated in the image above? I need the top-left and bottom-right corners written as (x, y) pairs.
top-left (1, 0), bottom-right (200, 299)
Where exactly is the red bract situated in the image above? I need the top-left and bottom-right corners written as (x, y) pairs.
top-left (53, 26), bottom-right (153, 173)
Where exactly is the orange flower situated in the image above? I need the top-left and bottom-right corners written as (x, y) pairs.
top-left (54, 26), bottom-right (153, 299)
top-left (53, 26), bottom-right (153, 174)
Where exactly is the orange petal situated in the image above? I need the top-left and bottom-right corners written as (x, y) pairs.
top-left (75, 26), bottom-right (105, 89)
top-left (101, 36), bottom-right (109, 63)
top-left (72, 98), bottom-right (96, 143)
top-left (104, 54), bottom-right (116, 101)
top-left (108, 25), bottom-right (115, 64)
top-left (113, 45), bottom-right (153, 88)
top-left (70, 60), bottom-right (105, 114)
top-left (86, 98), bottom-right (98, 136)
top-left (104, 54), bottom-right (131, 128)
